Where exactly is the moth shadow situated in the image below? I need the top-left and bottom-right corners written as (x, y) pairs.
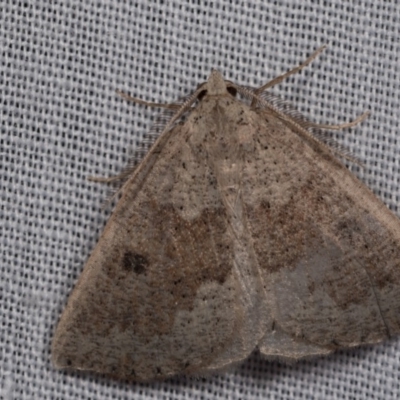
top-left (51, 340), bottom-right (400, 392)
top-left (235, 342), bottom-right (399, 385)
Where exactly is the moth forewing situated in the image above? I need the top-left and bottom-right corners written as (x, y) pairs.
top-left (52, 53), bottom-right (400, 382)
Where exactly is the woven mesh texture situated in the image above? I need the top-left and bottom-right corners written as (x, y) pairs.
top-left (2, 1), bottom-right (400, 399)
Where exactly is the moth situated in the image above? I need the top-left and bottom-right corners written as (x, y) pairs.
top-left (52, 47), bottom-right (400, 381)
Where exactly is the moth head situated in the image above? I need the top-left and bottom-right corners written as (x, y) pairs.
top-left (196, 69), bottom-right (238, 101)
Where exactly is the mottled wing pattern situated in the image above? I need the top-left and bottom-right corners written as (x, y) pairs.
top-left (240, 108), bottom-right (400, 358)
top-left (53, 68), bottom-right (400, 381)
top-left (52, 95), bottom-right (268, 381)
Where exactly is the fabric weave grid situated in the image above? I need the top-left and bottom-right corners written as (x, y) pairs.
top-left (1, 1), bottom-right (400, 399)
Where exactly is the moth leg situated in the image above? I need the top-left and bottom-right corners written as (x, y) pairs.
top-left (254, 45), bottom-right (327, 95)
top-left (87, 171), bottom-right (132, 183)
top-left (303, 111), bottom-right (370, 130)
top-left (116, 90), bottom-right (181, 110)
top-left (88, 92), bottom-right (183, 184)
top-left (87, 173), bottom-right (131, 210)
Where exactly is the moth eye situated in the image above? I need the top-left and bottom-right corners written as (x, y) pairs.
top-left (197, 90), bottom-right (207, 101)
top-left (227, 87), bottom-right (237, 97)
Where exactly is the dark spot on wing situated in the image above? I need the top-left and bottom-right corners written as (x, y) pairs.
top-left (122, 251), bottom-right (148, 274)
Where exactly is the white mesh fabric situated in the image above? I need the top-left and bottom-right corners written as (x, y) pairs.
top-left (1, 1), bottom-right (400, 399)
